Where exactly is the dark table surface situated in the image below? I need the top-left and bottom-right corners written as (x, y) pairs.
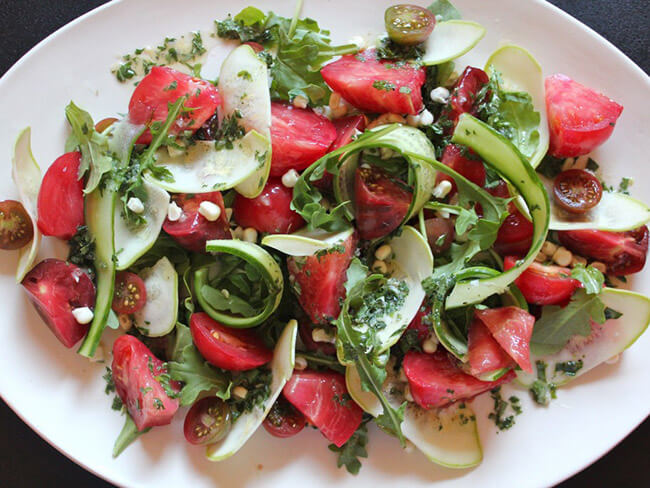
top-left (0, 1), bottom-right (648, 487)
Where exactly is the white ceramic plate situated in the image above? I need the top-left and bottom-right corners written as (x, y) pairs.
top-left (1, 1), bottom-right (648, 487)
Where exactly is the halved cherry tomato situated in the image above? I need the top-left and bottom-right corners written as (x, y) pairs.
top-left (162, 192), bottom-right (230, 253)
top-left (355, 166), bottom-right (413, 240)
top-left (263, 395), bottom-right (306, 438)
top-left (407, 302), bottom-right (432, 342)
top-left (287, 232), bottom-right (357, 324)
top-left (489, 182), bottom-right (534, 256)
top-left (112, 335), bottom-right (180, 431)
top-left (128, 66), bottom-right (221, 145)
top-left (424, 218), bottom-right (454, 256)
top-left (545, 74), bottom-right (623, 157)
top-left (283, 370), bottom-right (363, 447)
top-left (94, 117), bottom-right (118, 133)
top-left (232, 179), bottom-right (305, 234)
top-left (270, 102), bottom-right (337, 177)
top-left (403, 350), bottom-right (515, 409)
top-left (385, 4), bottom-right (436, 46)
top-left (467, 318), bottom-right (513, 378)
top-left (435, 144), bottom-right (486, 195)
top-left (22, 259), bottom-right (96, 348)
top-left (184, 397), bottom-right (231, 445)
top-left (298, 320), bottom-right (337, 356)
top-left (441, 66), bottom-right (489, 128)
top-left (189, 313), bottom-right (272, 371)
top-left (474, 306), bottom-right (535, 373)
top-left (0, 200), bottom-right (33, 250)
top-left (112, 272), bottom-right (147, 314)
top-left (37, 152), bottom-right (84, 240)
top-left (320, 49), bottom-right (426, 115)
top-left (504, 256), bottom-right (580, 306)
top-left (553, 169), bottom-right (602, 214)
top-left (558, 226), bottom-right (649, 275)
top-left (244, 41), bottom-right (264, 53)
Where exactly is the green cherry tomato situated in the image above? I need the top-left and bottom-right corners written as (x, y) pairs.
top-left (385, 4), bottom-right (436, 46)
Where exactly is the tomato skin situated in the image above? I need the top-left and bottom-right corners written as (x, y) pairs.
top-left (163, 192), bottom-right (230, 253)
top-left (441, 66), bottom-right (489, 128)
top-left (112, 272), bottom-right (147, 314)
top-left (424, 218), bottom-right (454, 256)
top-left (545, 74), bottom-right (623, 157)
top-left (467, 318), bottom-right (513, 378)
top-left (403, 350), bottom-right (515, 409)
top-left (263, 395), bottom-right (307, 438)
top-left (0, 200), bottom-right (34, 250)
top-left (189, 313), bottom-right (272, 371)
top-left (504, 256), bottom-right (580, 306)
top-left (474, 306), bottom-right (535, 373)
top-left (283, 370), bottom-right (363, 447)
top-left (320, 49), bottom-right (426, 115)
top-left (112, 335), bottom-right (180, 431)
top-left (287, 232), bottom-right (358, 324)
top-left (553, 169), bottom-right (602, 214)
top-left (94, 117), bottom-right (118, 133)
top-left (489, 182), bottom-right (534, 256)
top-left (354, 166), bottom-right (413, 240)
top-left (558, 226), bottom-right (649, 275)
top-left (128, 66), bottom-right (221, 144)
top-left (435, 144), bottom-right (486, 195)
top-left (37, 152), bottom-right (85, 240)
top-left (298, 320), bottom-right (337, 356)
top-left (270, 102), bottom-right (337, 177)
top-left (385, 4), bottom-right (436, 46)
top-left (407, 303), bottom-right (432, 342)
top-left (232, 179), bottom-right (305, 234)
top-left (21, 259), bottom-right (96, 348)
top-left (184, 397), bottom-right (231, 445)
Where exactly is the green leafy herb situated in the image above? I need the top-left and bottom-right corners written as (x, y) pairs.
top-left (617, 177), bottom-right (633, 195)
top-left (427, 0), bottom-right (462, 21)
top-left (375, 36), bottom-right (424, 61)
top-left (487, 386), bottom-right (519, 431)
top-left (103, 367), bottom-right (116, 395)
top-left (555, 360), bottom-right (584, 377)
top-left (372, 80), bottom-right (397, 92)
top-left (328, 422), bottom-right (369, 475)
top-left (116, 62), bottom-right (136, 82)
top-left (570, 264), bottom-right (605, 295)
top-left (214, 111), bottom-right (246, 150)
top-left (529, 360), bottom-right (557, 406)
top-left (604, 307), bottom-right (623, 320)
top-left (227, 368), bottom-right (272, 422)
top-left (113, 414), bottom-right (150, 458)
top-left (68, 225), bottom-right (96, 272)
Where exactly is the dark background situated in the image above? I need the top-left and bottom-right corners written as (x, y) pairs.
top-left (0, 1), bottom-right (648, 487)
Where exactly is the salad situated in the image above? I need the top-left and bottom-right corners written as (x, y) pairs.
top-left (2, 0), bottom-right (649, 474)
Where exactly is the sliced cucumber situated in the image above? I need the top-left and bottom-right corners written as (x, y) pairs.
top-left (517, 288), bottom-right (650, 387)
top-left (218, 44), bottom-right (272, 198)
top-left (421, 20), bottom-right (486, 66)
top-left (206, 319), bottom-right (297, 461)
top-left (261, 226), bottom-right (354, 256)
top-left (11, 128), bottom-right (42, 282)
top-left (133, 257), bottom-right (178, 337)
top-left (196, 240), bottom-right (284, 328)
top-left (148, 130), bottom-right (270, 194)
top-left (448, 114), bottom-right (550, 308)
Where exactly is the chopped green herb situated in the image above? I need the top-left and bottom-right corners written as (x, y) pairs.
top-left (372, 80), bottom-right (397, 92)
top-left (554, 360), bottom-right (584, 377)
top-left (328, 422), bottom-right (369, 475)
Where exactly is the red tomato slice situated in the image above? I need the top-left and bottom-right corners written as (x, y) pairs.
top-left (112, 335), bottom-right (180, 431)
top-left (435, 143), bottom-right (486, 195)
top-left (403, 350), bottom-right (515, 409)
top-left (354, 166), bottom-right (413, 240)
top-left (283, 370), bottom-right (363, 447)
top-left (262, 395), bottom-right (307, 438)
top-left (504, 256), bottom-right (580, 306)
top-left (441, 66), bottom-right (489, 128)
top-left (128, 66), bottom-right (221, 144)
top-left (232, 178), bottom-right (305, 234)
top-left (474, 306), bottom-right (535, 374)
top-left (407, 302), bottom-right (432, 342)
top-left (287, 232), bottom-right (357, 324)
top-left (320, 49), bottom-right (426, 115)
top-left (112, 272), bottom-right (147, 314)
top-left (467, 318), bottom-right (514, 378)
top-left (488, 182), bottom-right (534, 256)
top-left (545, 74), bottom-right (623, 158)
top-left (558, 226), bottom-right (649, 275)
top-left (0, 200), bottom-right (34, 250)
top-left (270, 102), bottom-right (337, 177)
top-left (189, 313), bottom-right (272, 371)
top-left (37, 152), bottom-right (84, 240)
top-left (184, 397), bottom-right (231, 445)
top-left (21, 259), bottom-right (95, 348)
top-left (163, 191), bottom-right (230, 253)
top-left (298, 320), bottom-right (337, 356)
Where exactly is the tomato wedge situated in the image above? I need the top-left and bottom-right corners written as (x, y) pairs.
top-left (354, 166), bottom-right (413, 240)
top-left (489, 182), bottom-right (534, 256)
top-left (270, 102), bottom-right (337, 177)
top-left (128, 66), bottom-right (221, 144)
top-left (287, 232), bottom-right (357, 324)
top-left (298, 320), bottom-right (337, 356)
top-left (558, 226), bottom-right (649, 275)
top-left (37, 152), bottom-right (84, 240)
top-left (474, 307), bottom-right (535, 374)
top-left (189, 313), bottom-right (272, 371)
top-left (263, 395), bottom-right (307, 439)
top-left (553, 169), bottom-right (602, 214)
top-left (320, 49), bottom-right (426, 115)
top-left (441, 66), bottom-right (489, 128)
top-left (163, 192), bottom-right (231, 253)
top-left (403, 350), bottom-right (515, 409)
top-left (22, 259), bottom-right (95, 348)
top-left (112, 271), bottom-right (147, 314)
top-left (283, 370), bottom-right (363, 447)
top-left (232, 178), bottom-right (305, 234)
top-left (435, 143), bottom-right (486, 195)
top-left (112, 335), bottom-right (180, 431)
top-left (504, 256), bottom-right (580, 306)
top-left (545, 74), bottom-right (623, 157)
top-left (0, 200), bottom-right (34, 250)
top-left (467, 318), bottom-right (513, 378)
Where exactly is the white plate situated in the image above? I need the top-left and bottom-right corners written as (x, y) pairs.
top-left (0, 1), bottom-right (648, 487)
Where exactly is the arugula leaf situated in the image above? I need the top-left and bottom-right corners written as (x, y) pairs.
top-left (428, 0), bottom-right (462, 21)
top-left (328, 422), bottom-right (369, 475)
top-left (570, 264), bottom-right (605, 295)
top-left (113, 414), bottom-right (150, 458)
top-left (530, 289), bottom-right (606, 355)
top-left (214, 6), bottom-right (271, 43)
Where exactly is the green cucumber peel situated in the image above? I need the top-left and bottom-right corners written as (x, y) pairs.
top-left (196, 240), bottom-right (284, 328)
top-left (421, 20), bottom-right (486, 66)
top-left (261, 226), bottom-right (354, 256)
